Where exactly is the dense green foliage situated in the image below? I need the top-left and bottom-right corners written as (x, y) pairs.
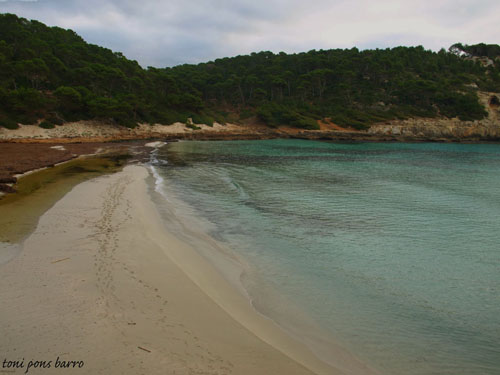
top-left (1, 13), bottom-right (499, 130)
top-left (0, 13), bottom-right (206, 128)
top-left (38, 120), bottom-right (54, 129)
top-left (171, 45), bottom-right (498, 128)
top-left (450, 43), bottom-right (500, 59)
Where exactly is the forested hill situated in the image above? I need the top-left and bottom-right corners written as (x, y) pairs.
top-left (1, 13), bottom-right (499, 131)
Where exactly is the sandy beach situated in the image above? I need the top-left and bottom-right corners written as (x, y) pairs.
top-left (0, 164), bottom-right (374, 375)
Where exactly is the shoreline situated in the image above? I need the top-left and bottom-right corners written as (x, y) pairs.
top-left (0, 164), bottom-right (374, 374)
top-left (2, 129), bottom-right (500, 144)
top-left (146, 165), bottom-right (378, 375)
top-left (2, 114), bottom-right (500, 145)
top-left (0, 141), bottom-right (151, 189)
top-left (143, 165), bottom-right (373, 375)
top-left (0, 151), bottom-right (138, 244)
top-left (2, 130), bottom-right (498, 195)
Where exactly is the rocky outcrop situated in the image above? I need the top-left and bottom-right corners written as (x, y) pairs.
top-left (368, 91), bottom-right (500, 141)
top-left (1, 91), bottom-right (499, 143)
top-left (0, 121), bottom-right (279, 143)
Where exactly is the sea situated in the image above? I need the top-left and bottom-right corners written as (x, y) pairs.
top-left (148, 139), bottom-right (500, 375)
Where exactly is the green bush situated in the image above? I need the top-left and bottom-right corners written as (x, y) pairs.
top-left (256, 103), bottom-right (320, 129)
top-left (435, 92), bottom-right (487, 121)
top-left (0, 118), bottom-right (19, 129)
top-left (39, 120), bottom-right (55, 129)
top-left (212, 112), bottom-right (227, 124)
top-left (186, 123), bottom-right (201, 130)
top-left (329, 111), bottom-right (371, 130)
top-left (256, 104), bottom-right (279, 127)
top-left (151, 110), bottom-right (188, 125)
top-left (115, 117), bottom-right (138, 128)
top-left (15, 114), bottom-right (38, 125)
top-left (191, 113), bottom-right (215, 126)
top-left (291, 117), bottom-right (320, 130)
top-left (47, 116), bottom-right (64, 125)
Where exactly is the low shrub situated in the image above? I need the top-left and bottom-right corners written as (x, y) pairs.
top-left (152, 110), bottom-right (188, 125)
top-left (186, 123), bottom-right (201, 130)
top-left (47, 116), bottom-right (64, 125)
top-left (39, 120), bottom-right (55, 129)
top-left (291, 117), bottom-right (320, 130)
top-left (116, 118), bottom-right (138, 128)
top-left (191, 113), bottom-right (215, 126)
top-left (0, 118), bottom-right (19, 129)
top-left (15, 114), bottom-right (38, 125)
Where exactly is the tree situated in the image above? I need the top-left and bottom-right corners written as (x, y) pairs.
top-left (54, 86), bottom-right (82, 119)
top-left (15, 58), bottom-right (49, 89)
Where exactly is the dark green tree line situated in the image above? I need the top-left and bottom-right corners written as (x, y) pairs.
top-left (0, 13), bottom-right (498, 130)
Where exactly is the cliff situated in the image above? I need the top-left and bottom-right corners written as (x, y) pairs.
top-left (367, 91), bottom-right (500, 141)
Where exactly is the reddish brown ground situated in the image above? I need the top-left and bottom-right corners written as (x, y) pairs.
top-left (0, 141), bottom-right (150, 184)
top-left (318, 119), bottom-right (359, 132)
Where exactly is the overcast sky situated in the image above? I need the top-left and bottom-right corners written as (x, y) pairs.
top-left (1, 0), bottom-right (499, 67)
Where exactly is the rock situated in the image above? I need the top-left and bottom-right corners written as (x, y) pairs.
top-left (144, 141), bottom-right (166, 148)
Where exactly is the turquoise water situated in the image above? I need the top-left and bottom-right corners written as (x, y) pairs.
top-left (151, 139), bottom-right (500, 375)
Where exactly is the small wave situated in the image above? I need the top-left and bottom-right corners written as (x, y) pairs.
top-left (149, 164), bottom-right (167, 197)
top-left (149, 147), bottom-right (169, 167)
top-left (220, 174), bottom-right (250, 202)
top-left (147, 143), bottom-right (170, 197)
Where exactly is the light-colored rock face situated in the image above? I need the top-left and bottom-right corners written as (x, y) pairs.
top-left (368, 91), bottom-right (500, 139)
top-left (0, 121), bottom-right (242, 141)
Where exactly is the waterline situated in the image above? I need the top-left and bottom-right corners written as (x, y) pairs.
top-left (150, 139), bottom-right (500, 375)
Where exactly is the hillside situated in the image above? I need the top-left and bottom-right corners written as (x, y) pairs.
top-left (0, 13), bottom-right (499, 132)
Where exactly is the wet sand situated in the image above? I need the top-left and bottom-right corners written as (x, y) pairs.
top-left (0, 165), bottom-right (363, 374)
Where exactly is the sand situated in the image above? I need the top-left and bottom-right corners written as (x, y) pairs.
top-left (0, 165), bottom-right (374, 375)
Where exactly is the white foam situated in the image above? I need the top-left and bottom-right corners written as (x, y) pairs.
top-left (145, 141), bottom-right (166, 148)
top-left (149, 164), bottom-right (167, 198)
top-left (50, 145), bottom-right (66, 151)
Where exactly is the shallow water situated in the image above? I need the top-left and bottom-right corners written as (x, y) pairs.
top-left (151, 139), bottom-right (500, 375)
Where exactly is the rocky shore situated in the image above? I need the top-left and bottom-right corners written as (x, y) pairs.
top-left (367, 91), bottom-right (500, 141)
top-left (1, 114), bottom-right (499, 145)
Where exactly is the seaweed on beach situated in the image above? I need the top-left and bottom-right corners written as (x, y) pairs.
top-left (0, 153), bottom-right (131, 243)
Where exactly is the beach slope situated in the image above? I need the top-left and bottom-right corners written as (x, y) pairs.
top-left (0, 165), bottom-right (353, 375)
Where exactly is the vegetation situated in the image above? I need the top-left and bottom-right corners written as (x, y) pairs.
top-left (186, 123), bottom-right (201, 130)
top-left (39, 120), bottom-right (54, 129)
top-left (1, 13), bottom-right (499, 130)
top-left (449, 43), bottom-right (500, 59)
